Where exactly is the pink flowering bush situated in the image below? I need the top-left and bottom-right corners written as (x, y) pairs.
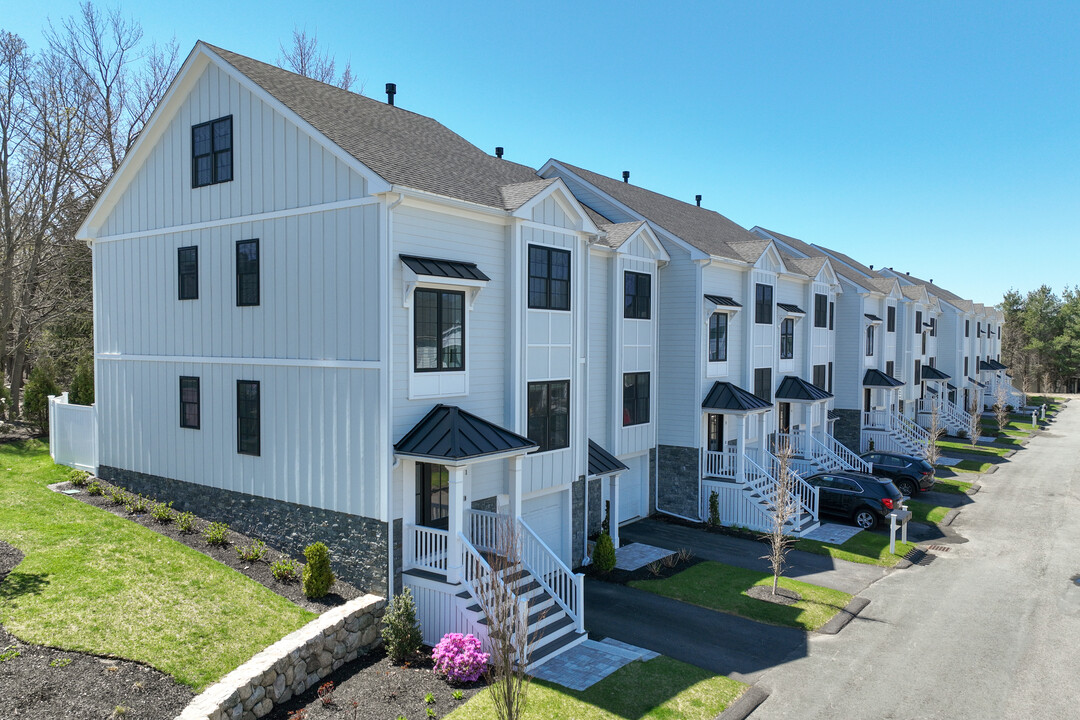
top-left (431, 632), bottom-right (489, 683)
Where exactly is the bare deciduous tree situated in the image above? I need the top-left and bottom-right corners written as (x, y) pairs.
top-left (994, 383), bottom-right (1009, 437)
top-left (279, 28), bottom-right (357, 92)
top-left (765, 441), bottom-right (796, 596)
top-left (926, 402), bottom-right (943, 467)
top-left (967, 390), bottom-right (982, 450)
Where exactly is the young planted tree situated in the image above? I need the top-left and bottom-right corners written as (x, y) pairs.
top-left (967, 390), bottom-right (982, 450)
top-left (765, 441), bottom-right (796, 596)
top-left (925, 402), bottom-right (943, 467)
top-left (994, 384), bottom-right (1009, 436)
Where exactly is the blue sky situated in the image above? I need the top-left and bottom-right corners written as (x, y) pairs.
top-left (7, 1), bottom-right (1078, 305)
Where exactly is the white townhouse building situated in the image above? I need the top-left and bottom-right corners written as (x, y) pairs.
top-left (52, 42), bottom-right (682, 668)
top-left (540, 162), bottom-right (869, 537)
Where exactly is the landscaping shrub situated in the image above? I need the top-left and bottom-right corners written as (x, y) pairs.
top-left (108, 486), bottom-right (127, 506)
top-left (68, 469), bottom-right (90, 487)
top-left (271, 557), bottom-right (301, 582)
top-left (86, 480), bottom-right (104, 496)
top-left (432, 633), bottom-right (489, 683)
top-left (708, 490), bottom-right (720, 527)
top-left (69, 359), bottom-right (94, 406)
top-left (302, 542), bottom-right (335, 598)
top-left (383, 588), bottom-right (423, 662)
top-left (124, 493), bottom-right (150, 514)
top-left (203, 521), bottom-right (229, 546)
top-left (177, 511), bottom-right (197, 533)
top-left (150, 501), bottom-right (175, 523)
top-left (0, 383), bottom-right (10, 421)
top-left (22, 365), bottom-right (59, 429)
top-left (592, 531), bottom-right (616, 573)
top-left (236, 539), bottom-right (267, 562)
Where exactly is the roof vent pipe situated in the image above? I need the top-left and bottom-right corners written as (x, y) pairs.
top-left (622, 171), bottom-right (630, 183)
top-left (695, 194), bottom-right (702, 207)
top-left (495, 147), bottom-right (504, 159)
top-left (385, 83), bottom-right (396, 105)
top-left (869, 265), bottom-right (874, 270)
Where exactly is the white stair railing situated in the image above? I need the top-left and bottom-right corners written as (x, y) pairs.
top-left (892, 411), bottom-right (930, 454)
top-left (745, 447), bottom-right (818, 529)
top-left (817, 433), bottom-right (873, 474)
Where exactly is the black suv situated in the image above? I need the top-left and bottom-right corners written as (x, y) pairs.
top-left (804, 472), bottom-right (904, 530)
top-left (860, 451), bottom-right (935, 497)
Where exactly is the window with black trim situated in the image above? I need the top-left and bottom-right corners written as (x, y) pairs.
top-left (754, 367), bottom-right (772, 403)
top-left (528, 245), bottom-right (570, 310)
top-left (180, 376), bottom-right (200, 429)
top-left (965, 319), bottom-right (970, 337)
top-left (866, 324), bottom-right (875, 356)
top-left (414, 289), bottom-right (464, 371)
top-left (624, 271), bottom-right (650, 319)
top-left (829, 301), bottom-right (835, 330)
top-left (236, 239), bottom-right (259, 306)
top-left (192, 116), bottom-right (233, 188)
top-left (886, 360), bottom-right (895, 378)
top-left (623, 372), bottom-right (650, 426)
top-left (178, 246), bottom-right (198, 300)
top-left (780, 318), bottom-right (795, 359)
top-left (755, 283), bottom-right (773, 324)
top-left (814, 294), bottom-right (828, 328)
top-left (930, 318), bottom-right (937, 337)
top-left (813, 364), bottom-right (826, 390)
top-left (914, 360), bottom-right (922, 385)
top-left (708, 313), bottom-right (728, 362)
top-left (964, 357), bottom-right (969, 376)
top-left (915, 310), bottom-right (923, 335)
top-left (827, 362), bottom-right (834, 393)
top-left (527, 380), bottom-right (569, 452)
top-left (237, 380), bottom-right (260, 456)
top-left (887, 306), bottom-right (896, 332)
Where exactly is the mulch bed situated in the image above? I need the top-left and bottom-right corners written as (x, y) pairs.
top-left (0, 539), bottom-right (194, 720)
top-left (585, 554), bottom-right (704, 585)
top-left (266, 649), bottom-right (484, 720)
top-left (745, 585), bottom-right (801, 606)
top-left (51, 477), bottom-right (363, 615)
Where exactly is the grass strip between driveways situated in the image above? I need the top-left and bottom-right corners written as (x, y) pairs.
top-left (447, 656), bottom-right (747, 720)
top-left (932, 476), bottom-right (975, 493)
top-left (796, 532), bottom-right (915, 567)
top-left (937, 440), bottom-right (1011, 457)
top-left (628, 561), bottom-right (852, 632)
top-left (0, 440), bottom-right (315, 691)
top-left (904, 499), bottom-right (950, 525)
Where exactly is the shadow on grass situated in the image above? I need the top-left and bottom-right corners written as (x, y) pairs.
top-left (0, 571), bottom-right (51, 607)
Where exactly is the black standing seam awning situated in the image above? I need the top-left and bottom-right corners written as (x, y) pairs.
top-left (828, 409), bottom-right (841, 421)
top-left (775, 375), bottom-right (833, 401)
top-left (704, 294), bottom-right (743, 308)
top-left (921, 365), bottom-right (951, 381)
top-left (702, 381), bottom-right (772, 412)
top-left (588, 440), bottom-right (628, 477)
top-left (778, 303), bottom-right (806, 315)
top-left (864, 313), bottom-right (883, 322)
top-left (394, 405), bottom-right (537, 462)
top-left (400, 254), bottom-right (491, 282)
top-left (968, 377), bottom-right (987, 388)
top-left (863, 368), bottom-right (905, 388)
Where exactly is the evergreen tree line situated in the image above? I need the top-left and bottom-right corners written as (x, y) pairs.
top-left (1001, 286), bottom-right (1080, 394)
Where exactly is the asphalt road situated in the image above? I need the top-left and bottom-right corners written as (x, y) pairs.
top-left (752, 399), bottom-right (1080, 720)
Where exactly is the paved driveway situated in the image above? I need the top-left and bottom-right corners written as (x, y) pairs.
top-left (751, 400), bottom-right (1080, 719)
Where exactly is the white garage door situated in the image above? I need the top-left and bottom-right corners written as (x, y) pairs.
top-left (619, 455), bottom-right (646, 523)
top-left (522, 491), bottom-right (568, 566)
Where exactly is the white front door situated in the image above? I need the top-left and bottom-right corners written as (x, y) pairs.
top-left (522, 490), bottom-right (568, 566)
top-left (619, 455), bottom-right (646, 523)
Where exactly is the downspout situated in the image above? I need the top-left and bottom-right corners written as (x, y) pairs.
top-left (384, 192), bottom-right (404, 597)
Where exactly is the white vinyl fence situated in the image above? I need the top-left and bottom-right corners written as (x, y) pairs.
top-left (48, 393), bottom-right (97, 472)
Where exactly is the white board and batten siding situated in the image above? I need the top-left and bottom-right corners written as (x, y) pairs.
top-left (833, 281), bottom-right (868, 410)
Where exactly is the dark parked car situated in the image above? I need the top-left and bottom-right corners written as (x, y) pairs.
top-left (805, 472), bottom-right (904, 530)
top-left (860, 451), bottom-right (935, 497)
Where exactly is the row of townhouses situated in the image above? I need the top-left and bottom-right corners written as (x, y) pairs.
top-left (49, 43), bottom-right (1021, 668)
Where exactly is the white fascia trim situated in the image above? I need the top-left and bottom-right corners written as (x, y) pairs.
top-left (93, 196), bottom-right (382, 244)
top-left (510, 177), bottom-right (600, 234)
top-left (615, 224), bottom-right (670, 263)
top-left (96, 353), bottom-right (380, 369)
top-left (381, 185), bottom-right (510, 222)
top-left (394, 447), bottom-right (536, 468)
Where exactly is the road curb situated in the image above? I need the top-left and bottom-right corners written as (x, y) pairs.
top-left (717, 684), bottom-right (769, 720)
top-left (942, 508), bottom-right (961, 526)
top-left (984, 465), bottom-right (999, 474)
top-left (817, 596), bottom-right (870, 635)
top-left (894, 557), bottom-right (913, 569)
top-left (967, 483), bottom-right (981, 495)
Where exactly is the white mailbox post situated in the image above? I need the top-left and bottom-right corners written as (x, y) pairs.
top-left (888, 509), bottom-right (912, 554)
top-left (1041, 404), bottom-right (1047, 420)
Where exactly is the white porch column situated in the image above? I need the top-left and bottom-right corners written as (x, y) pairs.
top-left (508, 455), bottom-right (523, 519)
top-left (446, 466), bottom-right (466, 585)
top-left (608, 473), bottom-right (621, 548)
top-left (401, 459), bottom-right (416, 570)
top-left (736, 415), bottom-right (747, 481)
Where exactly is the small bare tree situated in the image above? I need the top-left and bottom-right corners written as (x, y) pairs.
top-left (765, 441), bottom-right (795, 596)
top-left (967, 390), bottom-right (981, 450)
top-left (477, 515), bottom-right (534, 720)
top-left (926, 402), bottom-right (943, 466)
top-left (279, 27), bottom-right (356, 91)
top-left (994, 383), bottom-right (1009, 437)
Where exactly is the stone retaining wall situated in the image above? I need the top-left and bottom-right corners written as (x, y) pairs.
top-left (176, 594), bottom-right (386, 720)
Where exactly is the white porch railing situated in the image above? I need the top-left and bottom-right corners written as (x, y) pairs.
top-left (862, 428), bottom-right (912, 455)
top-left (862, 409), bottom-right (891, 429)
top-left (819, 432), bottom-right (873, 473)
top-left (702, 446), bottom-right (738, 478)
top-left (48, 393), bottom-right (97, 472)
top-left (745, 447), bottom-right (818, 531)
top-left (406, 524), bottom-right (449, 574)
top-left (700, 479), bottom-right (772, 533)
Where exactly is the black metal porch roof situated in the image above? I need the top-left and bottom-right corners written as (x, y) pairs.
top-left (394, 405), bottom-right (536, 461)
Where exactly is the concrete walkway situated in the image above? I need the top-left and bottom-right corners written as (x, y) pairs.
top-left (531, 637), bottom-right (658, 691)
top-left (619, 518), bottom-right (888, 595)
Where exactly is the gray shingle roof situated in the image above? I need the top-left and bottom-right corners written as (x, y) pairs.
top-left (206, 44), bottom-right (542, 209)
top-left (394, 405), bottom-right (537, 461)
top-left (755, 228), bottom-right (879, 288)
top-left (499, 178), bottom-right (558, 211)
top-left (552, 160), bottom-right (767, 262)
top-left (400, 255), bottom-right (490, 281)
top-left (885, 269), bottom-right (975, 312)
top-left (596, 220), bottom-right (647, 249)
top-left (588, 440), bottom-right (628, 477)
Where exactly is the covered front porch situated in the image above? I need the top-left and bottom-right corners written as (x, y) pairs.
top-left (861, 369), bottom-right (928, 456)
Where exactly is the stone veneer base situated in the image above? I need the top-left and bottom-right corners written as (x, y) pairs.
top-left (656, 445), bottom-right (701, 520)
top-left (175, 594), bottom-right (386, 720)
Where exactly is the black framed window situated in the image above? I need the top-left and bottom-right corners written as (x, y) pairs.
top-left (178, 246), bottom-right (199, 300)
top-left (886, 360), bottom-right (895, 378)
top-left (965, 319), bottom-right (970, 337)
top-left (827, 362), bottom-right (834, 393)
top-left (866, 324), bottom-right (875, 356)
top-left (236, 239), bottom-right (259, 306)
top-left (414, 289), bottom-right (465, 372)
top-left (915, 310), bottom-right (923, 335)
top-left (708, 313), bottom-right (728, 362)
top-left (829, 301), bottom-right (835, 330)
top-left (237, 380), bottom-right (260, 456)
top-left (780, 318), bottom-right (795, 359)
top-left (754, 368), bottom-right (772, 403)
top-left (813, 364), bottom-right (826, 390)
top-left (192, 116), bottom-right (233, 188)
top-left (922, 332), bottom-right (927, 354)
top-left (914, 360), bottom-right (922, 385)
top-left (180, 376), bottom-right (200, 429)
top-left (964, 357), bottom-right (969, 376)
top-left (624, 271), bottom-right (651, 319)
top-left (755, 284), bottom-right (773, 324)
top-left (997, 326), bottom-right (1001, 339)
top-left (977, 322), bottom-right (982, 337)
top-left (528, 245), bottom-right (570, 310)
top-left (623, 372), bottom-right (650, 426)
top-left (930, 318), bottom-right (937, 337)
top-left (527, 380), bottom-right (569, 452)
top-left (887, 306), bottom-right (896, 333)
top-left (814, 294), bottom-right (828, 328)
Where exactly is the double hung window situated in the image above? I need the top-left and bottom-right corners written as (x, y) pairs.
top-left (708, 313), bottom-right (728, 362)
top-left (192, 116), bottom-right (233, 187)
top-left (527, 380), bottom-right (570, 452)
top-left (528, 246), bottom-right (570, 310)
top-left (414, 289), bottom-right (465, 371)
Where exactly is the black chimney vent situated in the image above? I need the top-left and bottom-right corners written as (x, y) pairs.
top-left (869, 265), bottom-right (874, 270)
top-left (695, 194), bottom-right (702, 207)
top-left (385, 83), bottom-right (396, 106)
top-left (495, 147), bottom-right (504, 159)
top-left (622, 171), bottom-right (630, 183)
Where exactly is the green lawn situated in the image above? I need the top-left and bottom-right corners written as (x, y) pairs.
top-left (905, 499), bottom-right (950, 525)
top-left (932, 477), bottom-right (975, 493)
top-left (629, 561), bottom-right (852, 632)
top-left (938, 440), bottom-right (1010, 458)
top-left (447, 656), bottom-right (747, 720)
top-left (796, 532), bottom-right (915, 567)
top-left (0, 441), bottom-right (315, 690)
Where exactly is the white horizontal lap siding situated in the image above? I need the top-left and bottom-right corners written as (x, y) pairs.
top-left (588, 252), bottom-right (611, 445)
top-left (656, 245), bottom-right (699, 447)
top-left (94, 204), bottom-right (380, 361)
top-left (97, 359), bottom-right (381, 517)
top-left (100, 62), bottom-right (366, 238)
top-left (619, 256), bottom-right (656, 455)
top-left (833, 290), bottom-right (866, 410)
